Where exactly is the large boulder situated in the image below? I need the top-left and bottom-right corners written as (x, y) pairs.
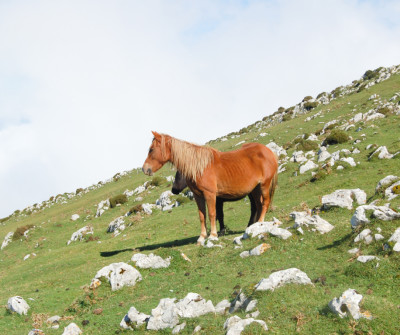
top-left (322, 189), bottom-right (366, 210)
top-left (375, 175), bottom-right (399, 192)
top-left (299, 160), bottom-right (318, 174)
top-left (175, 293), bottom-right (215, 318)
top-left (146, 298), bottom-right (180, 330)
top-left (91, 262), bottom-right (142, 291)
top-left (266, 142), bottom-right (287, 157)
top-left (7, 296), bottom-right (30, 315)
top-left (242, 219), bottom-right (292, 240)
top-left (351, 205), bottom-right (400, 228)
top-left (131, 253), bottom-right (172, 269)
top-left (329, 289), bottom-right (372, 320)
top-left (255, 268), bottom-right (312, 291)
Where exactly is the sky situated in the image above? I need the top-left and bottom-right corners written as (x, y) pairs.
top-left (1, 0), bottom-right (400, 217)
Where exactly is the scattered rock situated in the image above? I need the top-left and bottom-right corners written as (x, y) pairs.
top-left (67, 225), bottom-right (93, 245)
top-left (96, 199), bottom-right (110, 217)
top-left (318, 147), bottom-right (331, 162)
top-left (354, 229), bottom-right (373, 244)
top-left (388, 227), bottom-right (400, 251)
top-left (255, 268), bottom-right (312, 291)
top-left (242, 219), bottom-right (292, 240)
top-left (348, 248), bottom-right (359, 254)
top-left (28, 330), bottom-right (45, 335)
top-left (147, 298), bottom-right (180, 330)
top-left (299, 160), bottom-right (318, 174)
top-left (329, 289), bottom-right (372, 320)
top-left (107, 216), bottom-right (125, 236)
top-left (369, 146), bottom-right (393, 160)
top-left (290, 211), bottom-right (334, 234)
top-left (91, 262), bottom-right (142, 291)
top-left (120, 306), bottom-right (150, 330)
top-left (172, 322), bottom-right (186, 334)
top-left (175, 293), bottom-right (215, 318)
top-left (385, 181), bottom-right (400, 201)
top-left (375, 175), bottom-right (399, 192)
top-left (223, 315), bottom-right (268, 335)
top-left (266, 142), bottom-right (287, 157)
top-left (357, 255), bottom-right (379, 263)
top-left (71, 214), bottom-right (80, 221)
top-left (61, 322), bottom-right (82, 335)
top-left (351, 205), bottom-right (400, 228)
top-left (131, 253), bottom-right (172, 269)
top-left (240, 243), bottom-right (271, 258)
top-left (1, 232), bottom-right (14, 250)
top-left (215, 299), bottom-right (231, 315)
top-left (7, 296), bottom-right (30, 315)
top-left (322, 189), bottom-right (366, 210)
top-left (228, 291), bottom-right (257, 314)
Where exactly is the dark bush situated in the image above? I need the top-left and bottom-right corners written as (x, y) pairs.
top-left (323, 129), bottom-right (350, 145)
top-left (278, 107), bottom-right (286, 113)
top-left (316, 92), bottom-right (326, 99)
top-left (13, 224), bottom-right (34, 241)
top-left (76, 188), bottom-right (84, 195)
top-left (129, 204), bottom-right (143, 214)
top-left (113, 173), bottom-right (121, 182)
top-left (296, 139), bottom-right (319, 151)
top-left (148, 176), bottom-right (164, 187)
top-left (332, 87), bottom-right (342, 97)
top-left (302, 96), bottom-right (313, 102)
top-left (109, 194), bottom-right (128, 208)
top-left (377, 106), bottom-right (391, 116)
top-left (304, 101), bottom-right (318, 111)
top-left (325, 122), bottom-right (338, 131)
top-left (282, 114), bottom-right (291, 122)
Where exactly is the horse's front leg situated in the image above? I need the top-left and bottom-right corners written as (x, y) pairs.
top-left (194, 195), bottom-right (207, 244)
top-left (204, 192), bottom-right (218, 240)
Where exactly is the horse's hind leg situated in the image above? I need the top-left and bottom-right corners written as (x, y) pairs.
top-left (194, 194), bottom-right (208, 244)
top-left (204, 192), bottom-right (218, 240)
top-left (250, 185), bottom-right (263, 224)
top-left (258, 180), bottom-right (273, 222)
top-left (247, 192), bottom-right (257, 227)
top-left (216, 198), bottom-right (226, 236)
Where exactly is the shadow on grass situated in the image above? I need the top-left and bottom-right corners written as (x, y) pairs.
top-left (317, 232), bottom-right (353, 251)
top-left (100, 229), bottom-right (243, 257)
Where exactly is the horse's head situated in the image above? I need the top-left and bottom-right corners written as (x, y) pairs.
top-left (142, 131), bottom-right (171, 176)
top-left (171, 170), bottom-right (188, 194)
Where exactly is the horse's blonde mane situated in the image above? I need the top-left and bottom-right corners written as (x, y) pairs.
top-left (167, 136), bottom-right (215, 181)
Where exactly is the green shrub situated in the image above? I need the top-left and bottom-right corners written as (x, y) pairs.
top-left (13, 224), bottom-right (34, 241)
top-left (296, 139), bottom-right (319, 151)
top-left (109, 194), bottom-right (128, 208)
top-left (278, 107), bottom-right (285, 113)
top-left (113, 173), bottom-right (121, 181)
top-left (303, 101), bottom-right (318, 111)
top-left (377, 106), bottom-right (391, 116)
top-left (325, 122), bottom-right (338, 131)
top-left (316, 92), bottom-right (326, 99)
top-left (148, 176), bottom-right (164, 187)
top-left (174, 195), bottom-right (191, 205)
top-left (302, 96), bottom-right (313, 102)
top-left (332, 87), bottom-right (342, 97)
top-left (76, 188), bottom-right (84, 195)
top-left (282, 113), bottom-right (292, 122)
top-left (393, 185), bottom-right (400, 195)
top-left (323, 129), bottom-right (350, 145)
top-left (0, 215), bottom-right (11, 223)
top-left (129, 204), bottom-right (143, 214)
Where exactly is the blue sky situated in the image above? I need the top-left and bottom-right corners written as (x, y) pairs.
top-left (1, 0), bottom-right (400, 217)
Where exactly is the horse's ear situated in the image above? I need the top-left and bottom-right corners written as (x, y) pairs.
top-left (152, 131), bottom-right (162, 142)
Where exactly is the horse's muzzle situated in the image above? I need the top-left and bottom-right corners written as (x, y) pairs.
top-left (142, 166), bottom-right (153, 176)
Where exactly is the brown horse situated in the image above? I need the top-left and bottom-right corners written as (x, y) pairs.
top-left (142, 131), bottom-right (278, 244)
top-left (172, 170), bottom-right (259, 236)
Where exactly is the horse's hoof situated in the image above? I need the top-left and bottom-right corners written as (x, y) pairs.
top-left (208, 235), bottom-right (219, 241)
top-left (218, 229), bottom-right (226, 237)
top-left (197, 236), bottom-right (206, 246)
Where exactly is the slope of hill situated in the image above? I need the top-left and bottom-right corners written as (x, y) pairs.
top-left (1, 65), bottom-right (399, 334)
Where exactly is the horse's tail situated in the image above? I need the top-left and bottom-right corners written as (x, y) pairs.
top-left (268, 153), bottom-right (279, 207)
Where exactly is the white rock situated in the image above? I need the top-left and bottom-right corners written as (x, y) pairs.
top-left (243, 220), bottom-right (292, 240)
top-left (385, 181), bottom-right (400, 200)
top-left (175, 293), bottom-right (215, 318)
top-left (131, 253), bottom-right (171, 269)
top-left (156, 191), bottom-right (174, 209)
top-left (223, 315), bottom-right (268, 335)
top-left (322, 189), bottom-right (366, 210)
top-left (290, 150), bottom-right (307, 163)
top-left (255, 268), bottom-right (312, 291)
top-left (215, 299), bottom-right (231, 315)
top-left (61, 323), bottom-right (82, 335)
top-left (299, 160), bottom-right (318, 174)
top-left (266, 141), bottom-right (287, 157)
top-left (329, 289), bottom-right (372, 320)
top-left (318, 147), bottom-right (331, 162)
top-left (147, 298), bottom-right (180, 330)
top-left (370, 146), bottom-right (393, 159)
top-left (290, 212), bottom-right (334, 234)
top-left (7, 296), bottom-right (30, 315)
top-left (388, 227), bottom-right (400, 252)
top-left (1, 232), bottom-right (14, 250)
top-left (348, 248), bottom-right (359, 254)
top-left (67, 225), bottom-right (93, 245)
top-left (351, 205), bottom-right (400, 228)
top-left (340, 157), bottom-right (356, 167)
top-left (172, 322), bottom-right (186, 334)
top-left (374, 234), bottom-right (384, 241)
top-left (120, 306), bottom-right (150, 330)
top-left (354, 229), bottom-right (372, 243)
top-left (192, 325), bottom-right (202, 333)
top-left (353, 113), bottom-right (363, 123)
top-left (91, 262), bottom-right (142, 291)
top-left (71, 214), bottom-right (80, 221)
top-left (141, 203), bottom-right (154, 215)
top-left (96, 199), bottom-right (110, 217)
top-left (240, 243), bottom-right (270, 258)
top-left (229, 291), bottom-right (257, 314)
top-left (107, 216), bottom-right (125, 235)
top-left (133, 185), bottom-right (146, 195)
top-left (357, 255), bottom-right (379, 263)
top-left (28, 329), bottom-right (44, 335)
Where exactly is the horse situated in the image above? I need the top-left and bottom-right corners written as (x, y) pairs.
top-left (171, 170), bottom-right (259, 236)
top-left (142, 131), bottom-right (278, 244)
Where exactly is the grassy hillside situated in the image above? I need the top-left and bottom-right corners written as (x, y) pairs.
top-left (1, 66), bottom-right (400, 334)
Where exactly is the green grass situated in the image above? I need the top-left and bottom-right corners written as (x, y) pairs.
top-left (1, 69), bottom-right (400, 334)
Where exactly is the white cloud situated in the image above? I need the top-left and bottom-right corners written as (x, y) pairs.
top-left (1, 0), bottom-right (400, 216)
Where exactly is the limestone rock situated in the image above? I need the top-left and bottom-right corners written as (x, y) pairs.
top-left (388, 227), bottom-right (400, 252)
top-left (299, 160), bottom-right (318, 174)
top-left (255, 268), bottom-right (312, 291)
top-left (223, 315), bottom-right (268, 335)
top-left (67, 225), bottom-right (93, 245)
top-left (96, 199), bottom-right (110, 217)
top-left (290, 211), bottom-right (334, 234)
top-left (215, 299), bottom-right (231, 315)
top-left (369, 146), bottom-right (393, 160)
top-left (175, 293), bottom-right (215, 318)
top-left (318, 147), bottom-right (331, 162)
top-left (266, 142), bottom-right (287, 157)
top-left (329, 289), bottom-right (372, 320)
top-left (351, 205), bottom-right (400, 228)
top-left (385, 181), bottom-right (400, 201)
top-left (228, 291), bottom-right (257, 314)
top-left (357, 255), bottom-right (379, 263)
top-left (1, 232), bottom-right (14, 250)
top-left (322, 189), bottom-right (366, 210)
top-left (120, 306), bottom-right (150, 330)
top-left (7, 296), bottom-right (30, 315)
top-left (243, 220), bottom-right (292, 240)
top-left (107, 216), bottom-right (125, 235)
top-left (375, 175), bottom-right (399, 192)
top-left (147, 298), bottom-right (180, 330)
top-left (131, 253), bottom-right (171, 269)
top-left (172, 322), bottom-right (186, 334)
top-left (91, 262), bottom-right (142, 291)
top-left (61, 323), bottom-right (82, 335)
top-left (240, 243), bottom-right (271, 258)
top-left (354, 229), bottom-right (373, 244)
top-left (71, 214), bottom-right (80, 221)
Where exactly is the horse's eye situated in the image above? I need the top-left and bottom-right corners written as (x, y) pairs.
top-left (149, 148), bottom-right (153, 154)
